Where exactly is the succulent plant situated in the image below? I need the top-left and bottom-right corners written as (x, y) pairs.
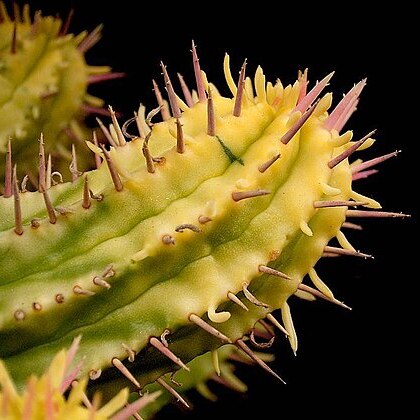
top-left (0, 18), bottom-right (408, 418)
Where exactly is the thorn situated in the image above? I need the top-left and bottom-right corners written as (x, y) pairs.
top-left (328, 130), bottom-right (376, 169)
top-left (176, 119), bottom-right (185, 154)
top-left (93, 276), bottom-right (111, 289)
top-left (12, 166), bottom-right (22, 235)
top-left (59, 8), bottom-right (74, 36)
top-left (207, 87), bottom-right (215, 136)
top-left (342, 221), bottom-right (363, 230)
top-left (281, 101), bottom-right (319, 144)
top-left (298, 284), bottom-right (352, 310)
top-left (46, 154), bottom-right (52, 189)
top-left (191, 41), bottom-right (206, 102)
top-left (352, 150), bottom-right (401, 174)
top-left (189, 314), bottom-right (232, 343)
top-left (38, 134), bottom-right (46, 193)
top-left (266, 313), bottom-right (289, 336)
top-left (122, 343), bottom-right (136, 362)
top-left (71, 381), bottom-right (92, 408)
top-left (100, 144), bottom-right (123, 191)
top-left (78, 24), bottom-right (103, 53)
top-left (152, 79), bottom-right (170, 120)
top-left (295, 72), bottom-right (335, 113)
top-left (227, 291), bottom-right (248, 311)
top-left (160, 62), bottom-right (181, 119)
top-left (112, 358), bottom-right (140, 388)
top-left (149, 337), bottom-right (190, 371)
top-left (177, 73), bottom-right (194, 107)
top-left (258, 265), bottom-right (291, 280)
top-left (156, 378), bottom-right (190, 409)
top-left (4, 139), bottom-right (12, 198)
top-left (81, 104), bottom-right (112, 118)
top-left (92, 131), bottom-right (102, 169)
top-left (82, 176), bottom-right (91, 210)
top-left (11, 20), bottom-right (17, 54)
top-left (162, 234), bottom-right (175, 245)
top-left (324, 246), bottom-right (373, 259)
top-left (88, 72), bottom-right (125, 85)
top-left (43, 191), bottom-right (57, 224)
top-left (73, 285), bottom-right (95, 296)
top-left (96, 117), bottom-right (118, 148)
top-left (232, 189), bottom-right (270, 202)
top-left (142, 132), bottom-right (155, 174)
top-left (346, 210), bottom-right (410, 219)
top-left (70, 144), bottom-right (81, 182)
top-left (108, 106), bottom-right (126, 146)
top-left (175, 224), bottom-right (202, 233)
top-left (236, 339), bottom-right (285, 384)
top-left (258, 153), bottom-right (281, 173)
top-left (233, 59), bottom-right (247, 117)
top-left (352, 169), bottom-right (379, 181)
top-left (314, 200), bottom-right (368, 208)
top-left (242, 283), bottom-right (270, 308)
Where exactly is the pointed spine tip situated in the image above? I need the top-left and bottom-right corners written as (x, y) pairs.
top-left (160, 62), bottom-right (181, 119)
top-left (149, 337), bottom-right (190, 371)
top-left (232, 189), bottom-right (270, 202)
top-left (100, 144), bottom-right (123, 191)
top-left (233, 59), bottom-right (247, 117)
top-left (12, 165), bottom-right (23, 235)
top-left (191, 41), bottom-right (206, 102)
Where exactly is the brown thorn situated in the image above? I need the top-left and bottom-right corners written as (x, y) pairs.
top-left (108, 105), bottom-right (126, 146)
top-left (142, 132), bottom-right (155, 174)
top-left (242, 283), bottom-right (270, 308)
top-left (236, 339), bottom-right (285, 384)
top-left (156, 378), bottom-right (190, 409)
top-left (82, 176), bottom-right (91, 209)
top-left (46, 154), bottom-right (52, 190)
top-left (11, 20), bottom-right (17, 54)
top-left (314, 200), bottom-right (367, 208)
top-left (175, 224), bottom-right (202, 233)
top-left (43, 191), bottom-right (57, 224)
top-left (328, 130), bottom-right (376, 169)
top-left (38, 134), bottom-right (46, 193)
top-left (160, 62), bottom-right (181, 119)
top-left (259, 265), bottom-right (291, 280)
top-left (207, 87), bottom-right (215, 136)
top-left (227, 291), bottom-right (248, 311)
top-left (152, 79), bottom-right (170, 120)
top-left (100, 144), bottom-right (123, 191)
top-left (59, 8), bottom-right (74, 36)
top-left (281, 100), bottom-right (319, 145)
top-left (112, 358), bottom-right (140, 388)
top-left (346, 210), bottom-right (410, 219)
top-left (298, 284), bottom-right (352, 310)
top-left (232, 189), bottom-right (270, 202)
top-left (250, 330), bottom-right (275, 349)
top-left (70, 144), bottom-right (81, 182)
top-left (4, 139), bottom-right (12, 198)
top-left (12, 165), bottom-right (23, 235)
top-left (233, 59), bottom-right (247, 117)
top-left (258, 153), bottom-right (281, 173)
top-left (92, 131), bottom-right (102, 169)
top-left (352, 150), bottom-right (401, 174)
top-left (96, 117), bottom-right (118, 148)
top-left (266, 313), bottom-right (290, 336)
top-left (191, 41), bottom-right (206, 102)
top-left (149, 337), bottom-right (190, 371)
top-left (73, 285), bottom-right (95, 296)
top-left (189, 314), bottom-right (232, 344)
top-left (324, 245), bottom-right (373, 259)
top-left (341, 221), bottom-right (363, 231)
top-left (93, 276), bottom-right (111, 289)
top-left (176, 118), bottom-right (185, 153)
top-left (177, 73), bottom-right (194, 107)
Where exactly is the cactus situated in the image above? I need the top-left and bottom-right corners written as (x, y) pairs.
top-left (0, 2), bottom-right (123, 187)
top-left (0, 39), bottom-right (407, 418)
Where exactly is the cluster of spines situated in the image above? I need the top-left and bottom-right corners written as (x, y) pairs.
top-left (0, 40), bottom-right (410, 413)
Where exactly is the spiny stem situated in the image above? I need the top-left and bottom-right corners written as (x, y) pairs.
top-left (233, 59), bottom-right (247, 117)
top-left (189, 314), bottom-right (232, 344)
top-left (328, 130), bottom-right (376, 169)
top-left (191, 41), bottom-right (206, 102)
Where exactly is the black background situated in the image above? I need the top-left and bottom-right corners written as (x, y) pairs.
top-left (11, 1), bottom-right (416, 418)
